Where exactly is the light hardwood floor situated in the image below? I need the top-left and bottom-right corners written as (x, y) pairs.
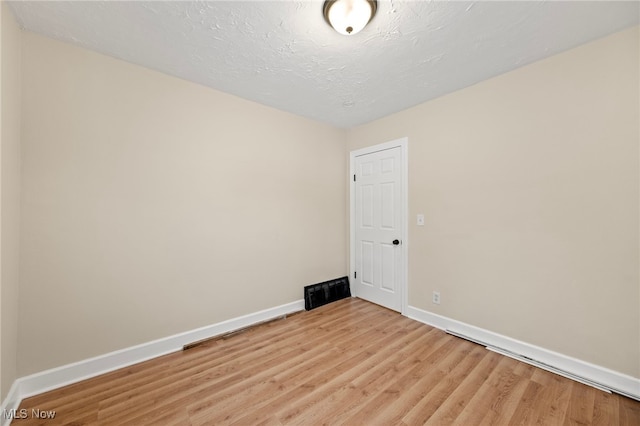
top-left (15, 298), bottom-right (640, 425)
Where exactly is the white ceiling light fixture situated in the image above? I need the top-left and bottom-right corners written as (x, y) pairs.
top-left (323, 0), bottom-right (378, 36)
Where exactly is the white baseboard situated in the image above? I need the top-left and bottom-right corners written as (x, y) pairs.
top-left (406, 305), bottom-right (640, 401)
top-left (0, 381), bottom-right (21, 426)
top-left (1, 299), bottom-right (304, 425)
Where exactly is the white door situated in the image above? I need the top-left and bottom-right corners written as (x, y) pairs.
top-left (353, 144), bottom-right (405, 312)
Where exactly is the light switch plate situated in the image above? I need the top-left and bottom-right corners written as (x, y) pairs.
top-left (417, 214), bottom-right (425, 226)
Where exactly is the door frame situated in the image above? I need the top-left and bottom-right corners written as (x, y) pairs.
top-left (349, 137), bottom-right (408, 315)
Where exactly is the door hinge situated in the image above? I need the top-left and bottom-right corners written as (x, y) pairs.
top-left (354, 271), bottom-right (357, 279)
top-left (353, 174), bottom-right (356, 182)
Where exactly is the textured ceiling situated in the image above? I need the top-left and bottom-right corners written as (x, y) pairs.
top-left (8, 1), bottom-right (640, 128)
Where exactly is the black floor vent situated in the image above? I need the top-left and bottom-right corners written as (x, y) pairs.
top-left (304, 276), bottom-right (351, 311)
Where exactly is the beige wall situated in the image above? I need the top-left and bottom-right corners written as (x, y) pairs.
top-left (18, 32), bottom-right (346, 375)
top-left (7, 16), bottom-right (640, 385)
top-left (1, 1), bottom-right (22, 399)
top-left (347, 26), bottom-right (640, 378)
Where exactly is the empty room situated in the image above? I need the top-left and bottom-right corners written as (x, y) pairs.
top-left (1, 0), bottom-right (639, 424)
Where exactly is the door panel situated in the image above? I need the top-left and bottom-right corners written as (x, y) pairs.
top-left (361, 240), bottom-right (375, 286)
top-left (380, 182), bottom-right (395, 229)
top-left (354, 146), bottom-right (403, 311)
top-left (361, 184), bottom-right (374, 228)
top-left (380, 244), bottom-right (396, 292)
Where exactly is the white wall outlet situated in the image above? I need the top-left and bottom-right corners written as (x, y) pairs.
top-left (432, 291), bottom-right (441, 305)
top-left (417, 214), bottom-right (425, 226)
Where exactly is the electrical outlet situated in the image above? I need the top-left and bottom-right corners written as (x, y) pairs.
top-left (432, 291), bottom-right (441, 305)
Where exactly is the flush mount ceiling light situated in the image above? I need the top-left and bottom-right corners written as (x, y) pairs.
top-left (323, 0), bottom-right (377, 36)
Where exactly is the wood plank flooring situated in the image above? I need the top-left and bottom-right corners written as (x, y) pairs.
top-left (14, 298), bottom-right (640, 425)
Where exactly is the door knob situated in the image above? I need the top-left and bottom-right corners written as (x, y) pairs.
top-left (392, 239), bottom-right (400, 245)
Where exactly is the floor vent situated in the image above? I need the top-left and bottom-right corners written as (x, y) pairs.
top-left (304, 276), bottom-right (351, 311)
